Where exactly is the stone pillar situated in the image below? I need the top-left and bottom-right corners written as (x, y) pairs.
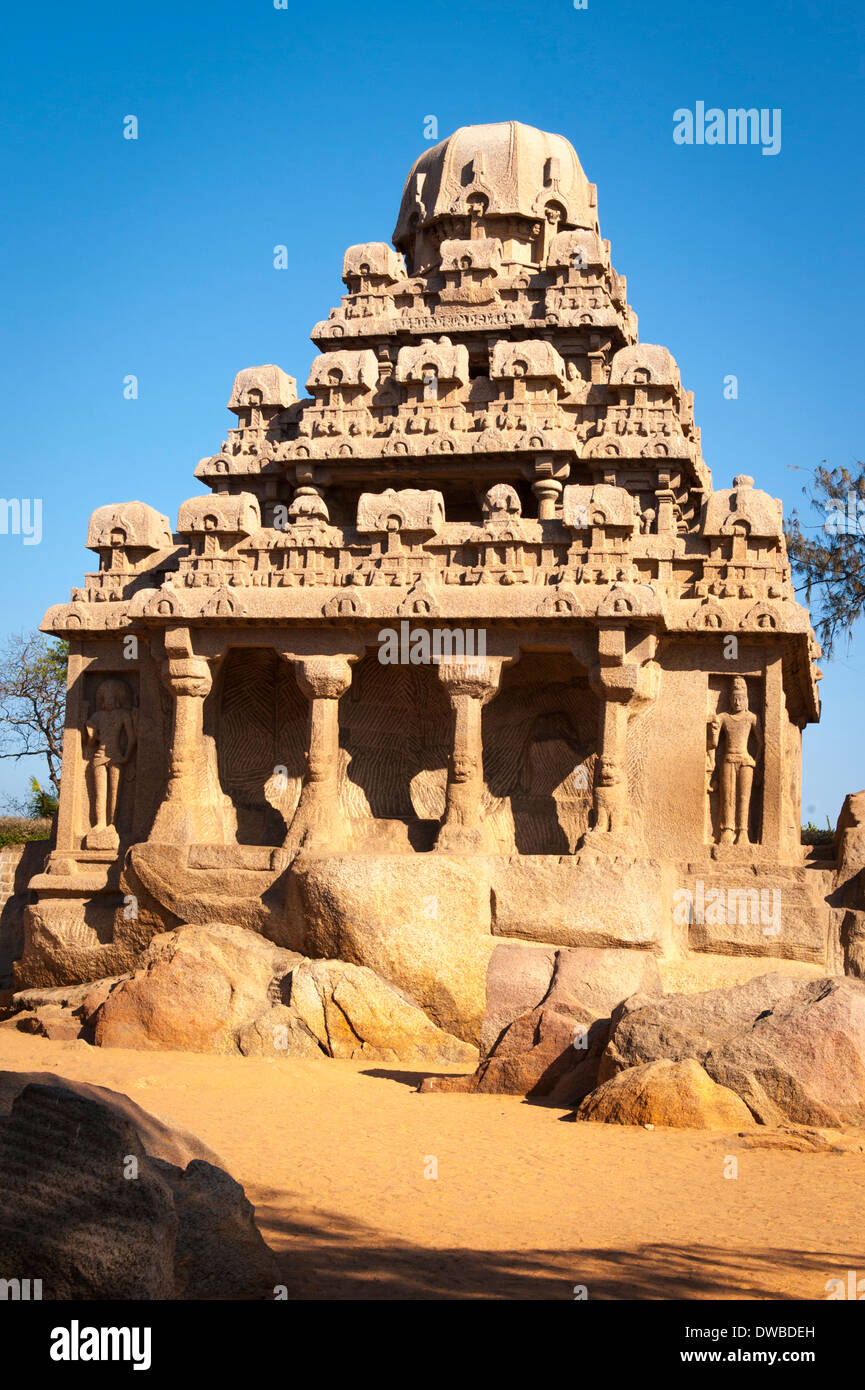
top-left (54, 645), bottom-right (86, 856)
top-left (588, 340), bottom-right (605, 384)
top-left (532, 476), bottom-right (562, 521)
top-left (589, 667), bottom-right (636, 838)
top-left (148, 629), bottom-right (234, 845)
top-left (655, 470), bottom-right (676, 537)
top-left (598, 687), bottom-right (630, 769)
top-left (587, 627), bottom-right (658, 845)
top-left (761, 655), bottom-right (784, 855)
top-left (436, 657), bottom-right (505, 853)
top-left (43, 645), bottom-right (86, 877)
top-left (530, 454), bottom-right (565, 522)
top-left (276, 654), bottom-right (354, 864)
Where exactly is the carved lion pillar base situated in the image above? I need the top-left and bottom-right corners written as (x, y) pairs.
top-left (274, 654), bottom-right (354, 867)
top-left (583, 627), bottom-right (658, 856)
top-left (148, 634), bottom-right (235, 847)
top-left (435, 657), bottom-right (505, 854)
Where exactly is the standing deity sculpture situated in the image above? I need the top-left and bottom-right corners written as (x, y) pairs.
top-left (83, 678), bottom-right (137, 849)
top-left (708, 676), bottom-right (762, 846)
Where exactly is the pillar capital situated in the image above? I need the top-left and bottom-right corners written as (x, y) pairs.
top-left (436, 655), bottom-right (505, 705)
top-left (585, 628), bottom-right (658, 848)
top-left (532, 477), bottom-right (563, 521)
top-left (160, 655), bottom-right (213, 699)
top-left (274, 653), bottom-right (355, 867)
top-left (590, 627), bottom-right (658, 703)
top-left (292, 654), bottom-right (354, 701)
top-left (590, 661), bottom-right (640, 702)
top-left (436, 657), bottom-right (506, 852)
top-left (148, 652), bottom-right (234, 847)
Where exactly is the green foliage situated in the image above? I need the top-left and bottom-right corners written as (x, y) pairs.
top-left (785, 463), bottom-right (865, 656)
top-left (0, 816), bottom-right (52, 847)
top-left (801, 820), bottom-right (834, 846)
top-left (0, 633), bottom-right (69, 793)
top-left (26, 776), bottom-right (59, 819)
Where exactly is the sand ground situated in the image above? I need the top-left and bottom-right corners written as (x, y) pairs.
top-left (1, 1029), bottom-right (862, 1301)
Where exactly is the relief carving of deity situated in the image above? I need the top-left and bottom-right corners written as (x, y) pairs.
top-left (83, 677), bottom-right (137, 849)
top-left (708, 676), bottom-right (762, 846)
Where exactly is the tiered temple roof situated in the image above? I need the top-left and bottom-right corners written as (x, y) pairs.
top-left (44, 120), bottom-right (820, 722)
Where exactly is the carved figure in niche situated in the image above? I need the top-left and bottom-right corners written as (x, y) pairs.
top-left (83, 678), bottom-right (137, 849)
top-left (593, 755), bottom-right (628, 833)
top-left (708, 676), bottom-right (762, 845)
top-left (481, 483), bottom-right (521, 529)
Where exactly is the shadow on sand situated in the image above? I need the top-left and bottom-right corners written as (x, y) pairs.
top-left (252, 1198), bottom-right (860, 1300)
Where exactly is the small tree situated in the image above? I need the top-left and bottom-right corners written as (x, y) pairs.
top-left (27, 776), bottom-right (59, 818)
top-left (0, 633), bottom-right (69, 796)
top-left (785, 462), bottom-right (865, 657)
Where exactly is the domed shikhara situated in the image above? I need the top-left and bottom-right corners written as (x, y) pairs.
top-left (394, 121), bottom-right (599, 273)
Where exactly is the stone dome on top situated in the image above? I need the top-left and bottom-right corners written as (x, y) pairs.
top-left (393, 121), bottom-right (599, 271)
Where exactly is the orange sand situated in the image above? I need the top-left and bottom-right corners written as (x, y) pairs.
top-left (1, 1029), bottom-right (862, 1300)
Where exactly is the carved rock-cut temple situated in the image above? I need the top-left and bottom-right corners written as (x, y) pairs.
top-left (22, 122), bottom-right (834, 1044)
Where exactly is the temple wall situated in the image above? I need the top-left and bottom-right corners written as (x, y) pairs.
top-left (629, 638), bottom-right (802, 863)
top-left (632, 662), bottom-right (708, 858)
top-left (0, 841), bottom-right (50, 984)
top-left (55, 637), bottom-right (168, 857)
top-left (0, 845), bottom-right (26, 910)
top-left (48, 625), bottom-right (806, 871)
top-left (23, 618), bottom-right (824, 995)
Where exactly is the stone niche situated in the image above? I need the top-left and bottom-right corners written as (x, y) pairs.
top-left (80, 669), bottom-right (140, 848)
top-left (22, 121), bottom-right (836, 1020)
top-left (216, 648), bottom-right (307, 846)
top-left (483, 652), bottom-right (598, 855)
top-left (706, 672), bottom-right (764, 848)
top-left (202, 646), bottom-right (603, 858)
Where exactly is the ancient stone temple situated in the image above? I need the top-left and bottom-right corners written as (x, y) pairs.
top-left (21, 121), bottom-right (836, 1044)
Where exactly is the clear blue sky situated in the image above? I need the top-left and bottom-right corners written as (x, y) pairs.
top-left (1, 0), bottom-right (862, 821)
